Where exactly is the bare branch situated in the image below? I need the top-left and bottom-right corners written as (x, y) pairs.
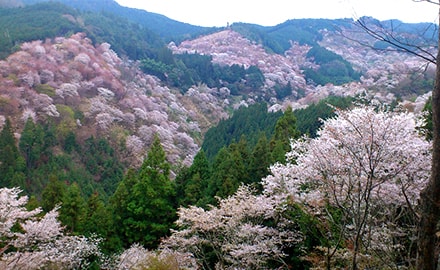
top-left (354, 17), bottom-right (438, 65)
top-left (413, 0), bottom-right (440, 5)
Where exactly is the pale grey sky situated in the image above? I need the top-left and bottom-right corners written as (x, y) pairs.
top-left (114, 0), bottom-right (438, 27)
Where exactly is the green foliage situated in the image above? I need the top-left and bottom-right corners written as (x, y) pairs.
top-left (81, 137), bottom-right (124, 195)
top-left (207, 147), bottom-right (242, 201)
top-left (82, 11), bottom-right (165, 60)
top-left (55, 104), bottom-right (76, 142)
top-left (59, 182), bottom-right (87, 233)
top-left (19, 118), bottom-right (45, 170)
top-left (0, 2), bottom-right (82, 59)
top-left (294, 95), bottom-right (354, 137)
top-left (35, 84), bottom-right (56, 97)
top-left (41, 174), bottom-right (66, 212)
top-left (140, 58), bottom-right (172, 81)
top-left (140, 52), bottom-right (265, 94)
top-left (249, 134), bottom-right (271, 186)
top-left (0, 118), bottom-right (126, 216)
top-left (304, 46), bottom-right (361, 86)
top-left (202, 103), bottom-right (282, 161)
top-left (275, 82), bottom-right (293, 100)
top-left (0, 118), bottom-right (23, 188)
top-left (111, 136), bottom-right (176, 249)
top-left (83, 192), bottom-right (116, 251)
top-left (270, 107), bottom-right (301, 163)
top-left (175, 150), bottom-right (211, 207)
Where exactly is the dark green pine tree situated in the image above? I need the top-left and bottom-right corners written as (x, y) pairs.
top-left (83, 192), bottom-right (118, 252)
top-left (270, 107), bottom-right (301, 163)
top-left (111, 168), bottom-right (137, 248)
top-left (176, 150), bottom-right (211, 208)
top-left (113, 135), bottom-right (176, 249)
top-left (249, 134), bottom-right (271, 188)
top-left (59, 182), bottom-right (87, 233)
top-left (207, 141), bottom-right (249, 202)
top-left (228, 137), bottom-right (250, 185)
top-left (0, 118), bottom-right (24, 188)
top-left (41, 174), bottom-right (66, 212)
top-left (19, 118), bottom-right (45, 170)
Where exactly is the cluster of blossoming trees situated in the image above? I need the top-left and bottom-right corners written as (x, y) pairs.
top-left (0, 105), bottom-right (431, 269)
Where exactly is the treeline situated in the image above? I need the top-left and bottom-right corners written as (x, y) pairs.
top-left (140, 51), bottom-right (265, 94)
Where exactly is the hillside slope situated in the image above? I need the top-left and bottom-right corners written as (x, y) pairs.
top-left (171, 26), bottom-right (434, 109)
top-left (0, 33), bottom-right (229, 168)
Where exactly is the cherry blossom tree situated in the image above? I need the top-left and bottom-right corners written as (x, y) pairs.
top-left (105, 243), bottom-right (197, 270)
top-left (163, 185), bottom-right (303, 269)
top-left (352, 2), bottom-right (439, 267)
top-left (0, 187), bottom-right (101, 269)
top-left (263, 106), bottom-right (431, 269)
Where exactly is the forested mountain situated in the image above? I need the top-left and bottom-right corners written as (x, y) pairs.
top-left (0, 2), bottom-right (166, 59)
top-left (20, 0), bottom-right (210, 41)
top-left (0, 0), bottom-right (437, 268)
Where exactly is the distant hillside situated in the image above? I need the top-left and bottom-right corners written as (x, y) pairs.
top-left (0, 2), bottom-right (167, 59)
top-left (21, 0), bottom-right (211, 41)
top-left (231, 19), bottom-right (353, 54)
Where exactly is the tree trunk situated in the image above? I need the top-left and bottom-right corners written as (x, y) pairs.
top-left (417, 4), bottom-right (440, 269)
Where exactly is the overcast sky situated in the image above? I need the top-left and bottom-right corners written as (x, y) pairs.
top-left (114, 0), bottom-right (438, 27)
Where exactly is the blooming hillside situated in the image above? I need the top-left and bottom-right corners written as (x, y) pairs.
top-left (0, 33), bottom-right (228, 167)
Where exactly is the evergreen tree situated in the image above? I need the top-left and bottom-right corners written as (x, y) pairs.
top-left (111, 168), bottom-right (137, 248)
top-left (41, 174), bottom-right (66, 212)
top-left (83, 192), bottom-right (116, 252)
top-left (59, 182), bottom-right (86, 233)
top-left (249, 134), bottom-right (271, 187)
top-left (270, 107), bottom-right (300, 163)
top-left (19, 119), bottom-right (45, 170)
top-left (176, 150), bottom-right (211, 207)
top-left (0, 119), bottom-right (20, 187)
top-left (207, 141), bottom-right (249, 202)
top-left (112, 136), bottom-right (176, 249)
